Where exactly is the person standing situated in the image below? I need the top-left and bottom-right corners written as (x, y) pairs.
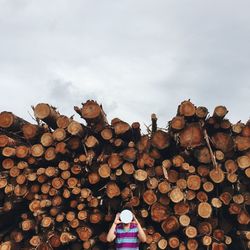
top-left (106, 210), bottom-right (147, 250)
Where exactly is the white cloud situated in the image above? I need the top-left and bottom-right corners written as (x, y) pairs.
top-left (0, 0), bottom-right (249, 130)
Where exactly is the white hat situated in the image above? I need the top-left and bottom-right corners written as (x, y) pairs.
top-left (120, 209), bottom-right (133, 224)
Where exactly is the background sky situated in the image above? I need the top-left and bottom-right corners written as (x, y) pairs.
top-left (0, 0), bottom-right (249, 132)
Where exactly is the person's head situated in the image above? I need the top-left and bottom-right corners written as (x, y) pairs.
top-left (120, 209), bottom-right (133, 225)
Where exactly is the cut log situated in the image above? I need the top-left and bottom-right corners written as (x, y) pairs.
top-left (198, 222), bottom-right (212, 235)
top-left (209, 166), bottom-right (225, 184)
top-left (16, 145), bottom-right (29, 158)
top-left (0, 135), bottom-right (16, 147)
top-left (219, 192), bottom-right (232, 205)
top-left (98, 164), bottom-right (111, 178)
top-left (237, 209), bottom-right (250, 224)
top-left (122, 162), bottom-right (135, 175)
top-left (179, 123), bottom-right (203, 148)
top-left (22, 124), bottom-right (44, 141)
top-left (134, 169), bottom-right (148, 182)
top-left (53, 128), bottom-right (67, 141)
top-left (224, 159), bottom-right (238, 174)
top-left (157, 238), bottom-right (168, 249)
top-left (56, 115), bottom-right (71, 129)
top-left (106, 182), bottom-right (120, 198)
top-left (151, 130), bottom-right (170, 150)
top-left (143, 190), bottom-right (157, 205)
top-left (187, 239), bottom-right (198, 250)
top-left (194, 146), bottom-right (211, 164)
top-left (34, 103), bottom-right (60, 129)
top-left (237, 155), bottom-right (250, 169)
top-left (67, 121), bottom-right (85, 136)
top-left (2, 147), bottom-right (16, 157)
top-left (76, 100), bottom-right (108, 129)
top-left (196, 106), bottom-right (208, 119)
top-left (122, 147), bottom-right (137, 162)
top-left (0, 112), bottom-right (29, 131)
top-left (202, 235), bottom-right (212, 246)
top-left (170, 187), bottom-right (184, 203)
top-left (211, 132), bottom-right (234, 153)
top-left (213, 105), bottom-right (228, 119)
top-left (211, 242), bottom-right (226, 250)
top-left (168, 236), bottom-right (179, 248)
top-left (170, 116), bottom-right (185, 131)
top-left (187, 175), bottom-right (201, 190)
top-left (40, 132), bottom-right (54, 147)
top-left (108, 153), bottom-right (123, 169)
top-left (179, 214), bottom-right (190, 227)
top-left (174, 202), bottom-right (190, 215)
top-left (150, 202), bottom-right (168, 222)
top-left (198, 202), bottom-right (212, 218)
top-left (158, 180), bottom-right (171, 194)
top-left (178, 100), bottom-right (196, 117)
top-left (185, 225), bottom-right (197, 238)
top-left (161, 215), bottom-right (179, 234)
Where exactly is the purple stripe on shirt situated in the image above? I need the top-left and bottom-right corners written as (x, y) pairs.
top-left (116, 242), bottom-right (139, 248)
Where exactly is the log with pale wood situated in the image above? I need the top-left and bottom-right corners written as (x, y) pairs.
top-left (0, 99), bottom-right (249, 250)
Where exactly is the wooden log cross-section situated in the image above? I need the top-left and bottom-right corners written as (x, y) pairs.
top-left (0, 99), bottom-right (249, 250)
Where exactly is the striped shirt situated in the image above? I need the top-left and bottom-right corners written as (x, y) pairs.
top-left (115, 223), bottom-right (139, 250)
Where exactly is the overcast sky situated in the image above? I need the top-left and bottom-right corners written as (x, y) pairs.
top-left (0, 0), bottom-right (249, 131)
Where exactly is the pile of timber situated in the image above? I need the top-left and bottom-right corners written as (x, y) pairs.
top-left (0, 100), bottom-right (249, 250)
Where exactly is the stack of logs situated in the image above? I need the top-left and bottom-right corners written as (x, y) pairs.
top-left (0, 100), bottom-right (249, 250)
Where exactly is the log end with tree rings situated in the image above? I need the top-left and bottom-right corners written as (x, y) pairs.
top-left (237, 155), bottom-right (250, 169)
top-left (161, 216), bottom-right (179, 234)
top-left (150, 202), bottom-right (168, 222)
top-left (187, 175), bottom-right (201, 190)
top-left (185, 225), bottom-right (197, 239)
top-left (174, 202), bottom-right (190, 215)
top-left (198, 202), bottom-right (212, 218)
top-left (40, 132), bottom-right (54, 147)
top-left (34, 103), bottom-right (51, 119)
top-left (194, 146), bottom-right (211, 164)
top-left (81, 100), bottom-right (102, 120)
top-left (235, 135), bottom-right (250, 151)
top-left (113, 120), bottom-right (131, 135)
top-left (0, 112), bottom-right (15, 128)
top-left (178, 100), bottom-right (196, 117)
top-left (209, 166), bottom-right (225, 183)
top-left (52, 128), bottom-right (66, 142)
top-left (227, 173), bottom-right (238, 183)
top-left (170, 116), bottom-right (185, 130)
top-left (67, 121), bottom-right (84, 136)
top-left (143, 189), bottom-right (157, 206)
top-left (237, 209), bottom-right (250, 225)
top-left (211, 198), bottom-right (222, 208)
top-left (179, 214), bottom-right (190, 227)
top-left (196, 106), bottom-right (208, 119)
top-left (98, 163), bottom-right (111, 178)
top-left (31, 144), bottom-right (44, 157)
top-left (16, 145), bottom-right (29, 158)
top-left (0, 241), bottom-right (12, 250)
top-left (179, 123), bottom-right (203, 148)
top-left (76, 226), bottom-right (93, 241)
top-left (187, 239), bottom-right (198, 250)
top-left (170, 187), bottom-right (184, 203)
top-left (157, 238), bottom-right (168, 249)
top-left (168, 236), bottom-right (179, 249)
top-left (224, 159), bottom-right (238, 173)
top-left (151, 130), bottom-right (170, 150)
top-left (134, 169), bottom-right (148, 182)
top-left (106, 182), bottom-right (120, 198)
top-left (213, 105), bottom-right (228, 119)
top-left (202, 235), bottom-right (212, 246)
